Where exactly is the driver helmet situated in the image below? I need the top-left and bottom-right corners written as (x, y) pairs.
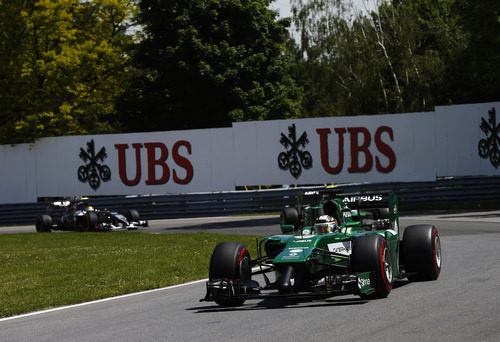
top-left (86, 205), bottom-right (94, 211)
top-left (314, 215), bottom-right (336, 234)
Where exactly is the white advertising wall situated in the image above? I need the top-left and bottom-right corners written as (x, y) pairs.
top-left (33, 128), bottom-right (236, 199)
top-left (0, 102), bottom-right (498, 204)
top-left (0, 143), bottom-right (37, 203)
top-left (232, 111), bottom-right (437, 186)
top-left (435, 102), bottom-right (500, 177)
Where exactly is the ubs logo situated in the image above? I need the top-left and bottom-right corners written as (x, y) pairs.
top-left (77, 139), bottom-right (111, 190)
top-left (478, 107), bottom-right (499, 168)
top-left (278, 124), bottom-right (312, 179)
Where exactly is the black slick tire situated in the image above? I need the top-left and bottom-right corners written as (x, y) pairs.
top-left (209, 242), bottom-right (251, 307)
top-left (402, 225), bottom-right (441, 280)
top-left (83, 212), bottom-right (98, 232)
top-left (373, 208), bottom-right (390, 219)
top-left (126, 209), bottom-right (140, 222)
top-left (280, 207), bottom-right (299, 228)
top-left (36, 215), bottom-right (52, 233)
top-left (352, 234), bottom-right (393, 298)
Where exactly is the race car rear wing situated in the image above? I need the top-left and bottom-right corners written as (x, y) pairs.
top-left (51, 200), bottom-right (71, 207)
top-left (341, 192), bottom-right (400, 234)
top-left (340, 192), bottom-right (398, 210)
top-left (281, 189), bottom-right (400, 235)
top-left (298, 189), bottom-right (398, 210)
top-left (44, 200), bottom-right (71, 216)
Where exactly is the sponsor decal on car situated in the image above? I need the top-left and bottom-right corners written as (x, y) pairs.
top-left (342, 195), bottom-right (383, 203)
top-left (287, 248), bottom-right (306, 257)
top-left (358, 277), bottom-right (371, 287)
top-left (327, 241), bottom-right (352, 255)
top-left (357, 272), bottom-right (373, 293)
top-left (281, 246), bottom-right (311, 259)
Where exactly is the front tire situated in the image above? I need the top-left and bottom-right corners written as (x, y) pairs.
top-left (209, 242), bottom-right (251, 307)
top-left (352, 234), bottom-right (393, 298)
top-left (83, 212), bottom-right (98, 232)
top-left (402, 225), bottom-right (441, 280)
top-left (125, 209), bottom-right (140, 222)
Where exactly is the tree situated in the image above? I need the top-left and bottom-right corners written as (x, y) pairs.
top-left (289, 0), bottom-right (399, 116)
top-left (356, 0), bottom-right (460, 113)
top-left (0, 0), bottom-right (136, 144)
top-left (448, 0), bottom-right (500, 103)
top-left (289, 0), bottom-right (470, 116)
top-left (118, 0), bottom-right (301, 132)
top-left (288, 0), bottom-right (354, 117)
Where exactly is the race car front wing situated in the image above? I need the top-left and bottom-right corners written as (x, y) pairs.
top-left (201, 271), bottom-right (375, 303)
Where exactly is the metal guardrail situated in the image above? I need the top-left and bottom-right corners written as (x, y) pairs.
top-left (1, 176), bottom-right (499, 226)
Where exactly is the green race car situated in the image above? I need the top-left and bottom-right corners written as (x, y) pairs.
top-left (202, 191), bottom-right (441, 307)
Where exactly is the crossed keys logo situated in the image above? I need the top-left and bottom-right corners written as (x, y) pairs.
top-left (278, 124), bottom-right (312, 178)
top-left (77, 140), bottom-right (111, 190)
top-left (479, 107), bottom-right (500, 169)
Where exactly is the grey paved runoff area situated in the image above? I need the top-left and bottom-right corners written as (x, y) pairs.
top-left (0, 211), bottom-right (499, 341)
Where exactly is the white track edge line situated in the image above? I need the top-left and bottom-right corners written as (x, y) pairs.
top-left (0, 278), bottom-right (208, 323)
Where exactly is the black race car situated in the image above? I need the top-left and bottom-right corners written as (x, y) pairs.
top-left (35, 200), bottom-right (148, 232)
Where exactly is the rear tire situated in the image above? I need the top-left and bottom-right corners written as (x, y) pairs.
top-left (83, 212), bottom-right (98, 232)
top-left (209, 242), bottom-right (251, 307)
top-left (373, 208), bottom-right (390, 219)
top-left (36, 215), bottom-right (52, 232)
top-left (352, 234), bottom-right (393, 298)
top-left (402, 225), bottom-right (441, 280)
top-left (280, 207), bottom-right (299, 228)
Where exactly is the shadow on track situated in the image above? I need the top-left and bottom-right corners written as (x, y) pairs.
top-left (189, 297), bottom-right (368, 314)
top-left (189, 280), bottom-right (413, 313)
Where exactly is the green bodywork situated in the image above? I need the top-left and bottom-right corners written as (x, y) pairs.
top-left (203, 191), bottom-right (440, 305)
top-left (261, 192), bottom-right (401, 283)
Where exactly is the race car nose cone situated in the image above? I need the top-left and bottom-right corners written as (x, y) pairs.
top-left (277, 265), bottom-right (296, 294)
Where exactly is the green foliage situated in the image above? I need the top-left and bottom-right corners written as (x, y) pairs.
top-left (448, 0), bottom-right (500, 103)
top-left (118, 0), bottom-right (301, 132)
top-left (0, 0), bottom-right (498, 143)
top-left (290, 0), bottom-right (498, 117)
top-left (0, 0), bottom-right (136, 144)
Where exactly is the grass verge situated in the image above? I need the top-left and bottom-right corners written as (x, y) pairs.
top-left (0, 232), bottom-right (261, 318)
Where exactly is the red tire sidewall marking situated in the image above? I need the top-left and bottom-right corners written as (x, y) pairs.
top-left (238, 247), bottom-right (248, 265)
top-left (379, 239), bottom-right (392, 291)
top-left (432, 228), bottom-right (441, 276)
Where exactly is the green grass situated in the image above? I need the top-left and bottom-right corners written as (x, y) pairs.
top-left (0, 232), bottom-right (261, 318)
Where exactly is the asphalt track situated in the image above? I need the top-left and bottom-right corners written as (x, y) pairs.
top-left (1, 211), bottom-right (499, 341)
